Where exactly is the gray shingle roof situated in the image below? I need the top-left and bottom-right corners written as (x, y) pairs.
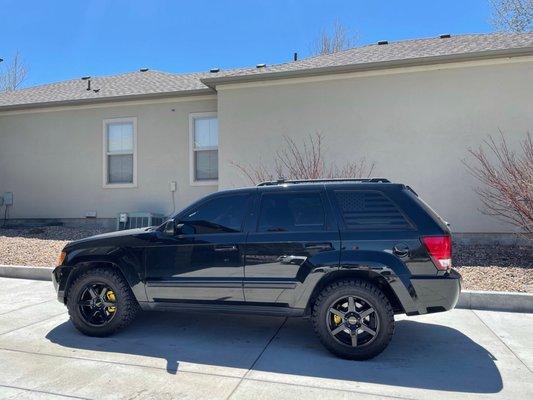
top-left (1, 33), bottom-right (532, 111)
top-left (0, 70), bottom-right (216, 110)
top-left (202, 33), bottom-right (533, 85)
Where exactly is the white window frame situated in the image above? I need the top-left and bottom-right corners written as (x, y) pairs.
top-left (102, 117), bottom-right (138, 188)
top-left (189, 112), bottom-right (218, 186)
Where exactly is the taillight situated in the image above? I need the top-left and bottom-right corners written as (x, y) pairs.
top-left (421, 235), bottom-right (452, 271)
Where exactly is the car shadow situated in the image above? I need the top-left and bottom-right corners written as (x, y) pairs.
top-left (46, 311), bottom-right (502, 394)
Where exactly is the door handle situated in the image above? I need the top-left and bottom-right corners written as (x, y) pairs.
top-left (393, 244), bottom-right (410, 257)
top-left (304, 242), bottom-right (333, 251)
top-left (214, 244), bottom-right (238, 252)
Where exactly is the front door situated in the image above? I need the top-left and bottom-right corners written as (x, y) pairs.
top-left (145, 192), bottom-right (252, 303)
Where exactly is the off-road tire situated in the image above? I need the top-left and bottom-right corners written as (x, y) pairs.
top-left (66, 267), bottom-right (139, 337)
top-left (312, 279), bottom-right (395, 360)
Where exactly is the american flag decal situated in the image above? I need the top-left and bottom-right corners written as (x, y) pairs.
top-left (335, 191), bottom-right (411, 230)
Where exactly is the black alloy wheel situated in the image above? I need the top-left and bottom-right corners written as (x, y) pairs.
top-left (326, 295), bottom-right (379, 348)
top-left (66, 267), bottom-right (139, 337)
top-left (312, 279), bottom-right (395, 360)
top-left (77, 282), bottom-right (118, 326)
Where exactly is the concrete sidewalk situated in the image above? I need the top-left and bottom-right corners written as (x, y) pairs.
top-left (0, 277), bottom-right (531, 400)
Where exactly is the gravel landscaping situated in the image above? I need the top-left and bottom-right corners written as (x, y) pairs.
top-left (454, 243), bottom-right (533, 293)
top-left (0, 226), bottom-right (532, 292)
top-left (0, 226), bottom-right (108, 267)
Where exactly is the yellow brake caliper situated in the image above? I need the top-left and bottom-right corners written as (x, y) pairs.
top-left (106, 290), bottom-right (116, 313)
top-left (333, 314), bottom-right (342, 325)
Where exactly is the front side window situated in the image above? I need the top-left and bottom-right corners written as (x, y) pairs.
top-left (258, 192), bottom-right (325, 232)
top-left (190, 114), bottom-right (218, 183)
top-left (104, 118), bottom-right (136, 186)
top-left (180, 193), bottom-right (250, 234)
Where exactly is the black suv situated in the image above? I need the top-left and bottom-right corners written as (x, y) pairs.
top-left (53, 179), bottom-right (461, 359)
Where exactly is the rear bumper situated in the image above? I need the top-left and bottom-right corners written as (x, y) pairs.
top-left (409, 269), bottom-right (462, 315)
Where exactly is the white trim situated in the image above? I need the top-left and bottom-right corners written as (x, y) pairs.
top-left (102, 117), bottom-right (138, 189)
top-left (215, 54), bottom-right (533, 91)
top-left (188, 112), bottom-right (219, 186)
top-left (0, 94), bottom-right (217, 116)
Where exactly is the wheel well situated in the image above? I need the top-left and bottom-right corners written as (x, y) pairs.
top-left (306, 270), bottom-right (405, 316)
top-left (63, 261), bottom-right (128, 304)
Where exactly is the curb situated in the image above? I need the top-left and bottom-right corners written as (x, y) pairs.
top-left (0, 265), bottom-right (532, 313)
top-left (456, 290), bottom-right (533, 314)
top-left (0, 264), bottom-right (53, 281)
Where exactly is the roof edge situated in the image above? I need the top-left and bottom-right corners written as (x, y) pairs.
top-left (0, 87), bottom-right (215, 112)
top-left (201, 47), bottom-right (533, 88)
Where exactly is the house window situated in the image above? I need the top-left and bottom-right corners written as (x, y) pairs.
top-left (189, 112), bottom-right (218, 184)
top-left (103, 117), bottom-right (137, 187)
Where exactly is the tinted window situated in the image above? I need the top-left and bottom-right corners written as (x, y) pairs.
top-left (258, 192), bottom-right (325, 232)
top-left (334, 190), bottom-right (411, 230)
top-left (181, 193), bottom-right (250, 234)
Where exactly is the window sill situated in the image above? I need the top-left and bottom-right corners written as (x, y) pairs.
top-left (103, 183), bottom-right (138, 189)
top-left (190, 179), bottom-right (218, 187)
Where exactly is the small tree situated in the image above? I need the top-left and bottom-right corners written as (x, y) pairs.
top-left (312, 20), bottom-right (356, 55)
top-left (464, 131), bottom-right (533, 234)
top-left (232, 133), bottom-right (375, 185)
top-left (490, 0), bottom-right (532, 33)
top-left (0, 51), bottom-right (28, 92)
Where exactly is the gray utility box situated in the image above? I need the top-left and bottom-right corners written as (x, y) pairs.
top-left (116, 212), bottom-right (165, 230)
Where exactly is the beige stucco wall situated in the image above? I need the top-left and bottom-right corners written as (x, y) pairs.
top-left (217, 59), bottom-right (533, 233)
top-left (0, 97), bottom-right (218, 219)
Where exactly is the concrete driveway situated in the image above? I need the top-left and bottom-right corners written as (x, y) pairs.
top-left (0, 277), bottom-right (531, 400)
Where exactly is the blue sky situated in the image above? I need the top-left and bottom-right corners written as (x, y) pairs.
top-left (2, 0), bottom-right (494, 87)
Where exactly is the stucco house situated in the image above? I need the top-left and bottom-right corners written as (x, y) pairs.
top-left (0, 32), bottom-right (532, 240)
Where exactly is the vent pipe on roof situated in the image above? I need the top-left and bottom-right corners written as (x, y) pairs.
top-left (256, 63), bottom-right (266, 68)
top-left (139, 68), bottom-right (149, 72)
top-left (210, 68), bottom-right (220, 73)
top-left (81, 76), bottom-right (91, 91)
top-left (377, 40), bottom-right (388, 45)
top-left (439, 34), bottom-right (451, 39)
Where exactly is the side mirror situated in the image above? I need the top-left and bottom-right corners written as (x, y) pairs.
top-left (165, 220), bottom-right (195, 236)
top-left (164, 220), bottom-right (176, 235)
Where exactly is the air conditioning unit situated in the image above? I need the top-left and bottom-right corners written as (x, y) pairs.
top-left (116, 212), bottom-right (165, 230)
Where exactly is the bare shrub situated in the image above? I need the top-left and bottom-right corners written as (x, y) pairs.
top-left (464, 131), bottom-right (533, 234)
top-left (232, 133), bottom-right (375, 185)
top-left (490, 0), bottom-right (532, 33)
top-left (0, 51), bottom-right (28, 91)
top-left (312, 20), bottom-right (357, 55)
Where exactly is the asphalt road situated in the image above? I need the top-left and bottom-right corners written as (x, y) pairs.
top-left (0, 277), bottom-right (531, 400)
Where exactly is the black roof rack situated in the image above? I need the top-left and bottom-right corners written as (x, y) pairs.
top-left (257, 178), bottom-right (391, 186)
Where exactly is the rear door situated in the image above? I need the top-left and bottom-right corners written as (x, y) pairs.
top-left (243, 187), bottom-right (341, 306)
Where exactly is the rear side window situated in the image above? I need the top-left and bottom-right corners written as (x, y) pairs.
top-left (258, 192), bottom-right (325, 232)
top-left (333, 190), bottom-right (412, 230)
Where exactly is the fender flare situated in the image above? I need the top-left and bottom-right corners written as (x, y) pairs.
top-left (300, 250), bottom-right (420, 315)
top-left (60, 247), bottom-right (146, 303)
